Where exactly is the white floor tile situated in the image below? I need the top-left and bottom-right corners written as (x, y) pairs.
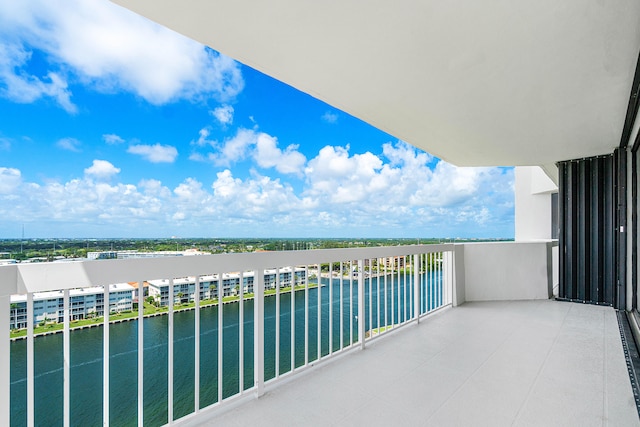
top-left (180, 300), bottom-right (640, 427)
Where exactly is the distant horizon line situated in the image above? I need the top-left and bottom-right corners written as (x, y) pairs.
top-left (0, 236), bottom-right (514, 241)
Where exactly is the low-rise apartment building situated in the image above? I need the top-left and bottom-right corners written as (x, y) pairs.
top-left (9, 283), bottom-right (135, 329)
top-left (147, 267), bottom-right (307, 306)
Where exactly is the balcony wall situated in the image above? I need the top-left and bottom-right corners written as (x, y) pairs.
top-left (456, 241), bottom-right (556, 303)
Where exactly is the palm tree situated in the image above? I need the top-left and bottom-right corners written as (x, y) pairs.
top-left (209, 284), bottom-right (217, 300)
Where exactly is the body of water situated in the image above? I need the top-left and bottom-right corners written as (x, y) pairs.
top-left (10, 272), bottom-right (442, 426)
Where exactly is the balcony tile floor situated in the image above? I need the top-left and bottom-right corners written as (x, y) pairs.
top-left (181, 300), bottom-right (639, 427)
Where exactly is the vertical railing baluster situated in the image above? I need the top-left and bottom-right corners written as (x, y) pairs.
top-left (317, 263), bottom-right (321, 361)
top-left (443, 251), bottom-right (446, 305)
top-left (239, 272), bottom-right (244, 393)
top-left (339, 262), bottom-right (344, 351)
top-left (408, 255), bottom-right (412, 320)
top-left (425, 254), bottom-right (429, 313)
top-left (194, 276), bottom-right (200, 413)
top-left (217, 274), bottom-right (223, 403)
top-left (254, 269), bottom-right (264, 397)
top-left (446, 251), bottom-right (452, 304)
top-left (0, 293), bottom-right (9, 427)
top-left (414, 254), bottom-right (420, 322)
top-left (440, 252), bottom-right (444, 307)
top-left (432, 253), bottom-right (436, 308)
top-left (275, 268), bottom-right (280, 378)
top-left (328, 262), bottom-right (333, 355)
top-left (357, 259), bottom-right (365, 349)
top-left (102, 285), bottom-right (109, 427)
top-left (349, 261), bottom-right (353, 346)
top-left (443, 252), bottom-right (448, 305)
top-left (424, 253), bottom-right (428, 312)
top-left (433, 252), bottom-right (442, 308)
top-left (63, 289), bottom-right (70, 427)
top-left (403, 256), bottom-right (407, 323)
top-left (433, 252), bottom-right (442, 307)
top-left (424, 253), bottom-right (431, 313)
top-left (290, 267), bottom-right (295, 372)
top-left (433, 252), bottom-right (441, 308)
top-left (419, 254), bottom-right (423, 315)
top-left (391, 259), bottom-right (395, 328)
top-left (429, 253), bottom-right (432, 312)
top-left (138, 279), bottom-right (144, 427)
top-left (397, 262), bottom-right (401, 324)
top-left (384, 258), bottom-right (388, 329)
top-left (376, 258), bottom-right (380, 333)
top-left (304, 265), bottom-right (309, 366)
top-left (27, 292), bottom-right (34, 427)
top-left (368, 259), bottom-right (372, 339)
top-left (437, 253), bottom-right (441, 307)
top-left (168, 278), bottom-right (174, 423)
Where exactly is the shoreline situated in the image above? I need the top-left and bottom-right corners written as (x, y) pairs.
top-left (10, 282), bottom-right (320, 341)
top-left (10, 268), bottom-right (432, 341)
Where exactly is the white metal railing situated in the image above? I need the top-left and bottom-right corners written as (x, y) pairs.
top-left (0, 244), bottom-right (454, 427)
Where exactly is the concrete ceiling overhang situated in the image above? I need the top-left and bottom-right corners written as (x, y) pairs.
top-left (111, 0), bottom-right (640, 168)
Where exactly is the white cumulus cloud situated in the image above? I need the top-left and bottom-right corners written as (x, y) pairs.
top-left (202, 128), bottom-right (307, 175)
top-left (0, 0), bottom-right (244, 110)
top-left (211, 170), bottom-right (302, 219)
top-left (128, 144), bottom-right (178, 163)
top-left (0, 42), bottom-right (77, 113)
top-left (191, 128), bottom-right (215, 150)
top-left (209, 128), bottom-right (255, 166)
top-left (321, 111), bottom-right (338, 124)
top-left (84, 159), bottom-right (120, 180)
top-left (253, 133), bottom-right (307, 176)
top-left (0, 167), bottom-right (22, 194)
top-left (0, 142), bottom-right (514, 237)
top-left (103, 133), bottom-right (124, 145)
top-left (56, 137), bottom-right (81, 152)
top-left (211, 105), bottom-right (234, 126)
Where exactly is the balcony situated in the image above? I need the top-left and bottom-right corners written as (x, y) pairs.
top-left (0, 241), bottom-right (637, 426)
top-left (190, 300), bottom-right (636, 427)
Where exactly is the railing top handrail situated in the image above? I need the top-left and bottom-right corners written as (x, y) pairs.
top-left (0, 244), bottom-right (454, 295)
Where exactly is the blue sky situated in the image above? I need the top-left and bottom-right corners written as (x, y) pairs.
top-left (0, 0), bottom-right (514, 239)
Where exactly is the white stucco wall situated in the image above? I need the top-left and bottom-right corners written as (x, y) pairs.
top-left (453, 244), bottom-right (465, 306)
top-left (461, 241), bottom-right (553, 301)
top-left (515, 166), bottom-right (558, 241)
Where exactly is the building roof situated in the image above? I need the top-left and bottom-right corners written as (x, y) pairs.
top-left (10, 283), bottom-right (135, 303)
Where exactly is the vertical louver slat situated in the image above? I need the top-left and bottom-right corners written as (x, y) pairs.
top-left (558, 154), bottom-right (621, 307)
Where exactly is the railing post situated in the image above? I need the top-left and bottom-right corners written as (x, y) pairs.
top-left (27, 292), bottom-right (34, 427)
top-left (137, 279), bottom-right (144, 427)
top-left (194, 276), bottom-right (200, 413)
top-left (358, 259), bottom-right (365, 349)
top-left (62, 289), bottom-right (69, 427)
top-left (0, 294), bottom-right (9, 427)
top-left (103, 285), bottom-right (110, 427)
top-left (254, 269), bottom-right (265, 397)
top-left (414, 254), bottom-right (420, 323)
top-left (168, 278), bottom-right (174, 423)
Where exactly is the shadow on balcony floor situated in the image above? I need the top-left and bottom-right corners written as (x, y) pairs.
top-left (181, 300), bottom-right (639, 427)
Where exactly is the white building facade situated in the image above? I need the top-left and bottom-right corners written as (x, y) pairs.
top-left (147, 267), bottom-right (307, 307)
top-left (9, 283), bottom-right (135, 329)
